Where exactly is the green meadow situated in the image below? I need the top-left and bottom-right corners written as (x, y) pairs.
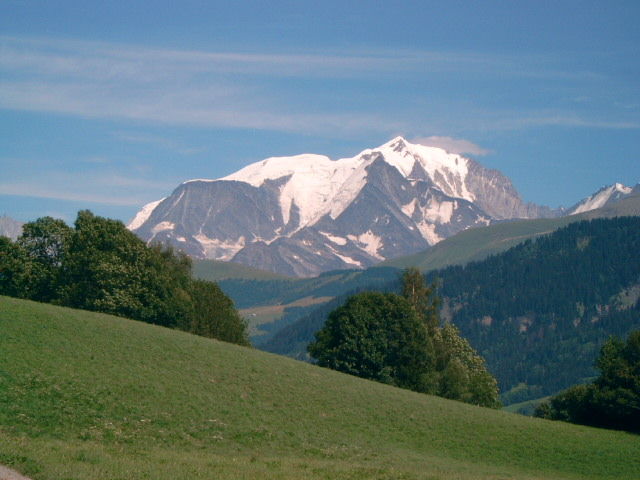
top-left (1, 296), bottom-right (639, 480)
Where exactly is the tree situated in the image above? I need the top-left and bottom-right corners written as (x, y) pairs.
top-left (401, 268), bottom-right (500, 407)
top-left (308, 292), bottom-right (433, 391)
top-left (401, 267), bottom-right (439, 332)
top-left (308, 275), bottom-right (501, 408)
top-left (186, 279), bottom-right (250, 346)
top-left (58, 210), bottom-right (206, 331)
top-left (17, 216), bottom-right (72, 302)
top-left (0, 210), bottom-right (250, 346)
top-left (536, 330), bottom-right (640, 432)
top-left (432, 323), bottom-right (501, 407)
top-left (0, 237), bottom-right (30, 298)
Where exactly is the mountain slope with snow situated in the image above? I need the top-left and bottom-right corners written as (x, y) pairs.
top-left (567, 183), bottom-right (636, 215)
top-left (129, 137), bottom-right (561, 276)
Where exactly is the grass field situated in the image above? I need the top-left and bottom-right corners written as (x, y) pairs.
top-left (381, 217), bottom-right (577, 272)
top-left (240, 296), bottom-right (334, 335)
top-left (1, 296), bottom-right (639, 480)
top-left (193, 259), bottom-right (291, 281)
top-left (502, 397), bottom-right (551, 416)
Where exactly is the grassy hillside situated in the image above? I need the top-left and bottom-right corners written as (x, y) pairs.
top-left (240, 295), bottom-right (333, 337)
top-left (193, 258), bottom-right (292, 281)
top-left (1, 297), bottom-right (640, 479)
top-left (381, 216), bottom-right (574, 271)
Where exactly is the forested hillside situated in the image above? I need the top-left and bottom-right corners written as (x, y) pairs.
top-left (430, 216), bottom-right (640, 402)
top-left (263, 217), bottom-right (640, 404)
top-left (382, 191), bottom-right (640, 272)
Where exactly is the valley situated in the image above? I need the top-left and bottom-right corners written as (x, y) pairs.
top-left (3, 3), bottom-right (639, 479)
top-left (200, 199), bottom-right (640, 406)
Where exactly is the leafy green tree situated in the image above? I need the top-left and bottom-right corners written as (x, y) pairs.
top-left (432, 323), bottom-right (501, 407)
top-left (401, 267), bottom-right (439, 332)
top-left (534, 384), bottom-right (592, 424)
top-left (53, 211), bottom-right (248, 344)
top-left (186, 279), bottom-right (250, 346)
top-left (536, 330), bottom-right (640, 432)
top-left (0, 237), bottom-right (30, 298)
top-left (59, 210), bottom-right (194, 328)
top-left (309, 281), bottom-right (500, 407)
top-left (0, 210), bottom-right (250, 346)
top-left (401, 268), bottom-right (500, 407)
top-left (308, 292), bottom-right (433, 391)
top-left (17, 216), bottom-right (72, 302)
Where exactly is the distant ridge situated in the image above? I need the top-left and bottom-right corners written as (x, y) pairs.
top-left (567, 182), bottom-right (638, 215)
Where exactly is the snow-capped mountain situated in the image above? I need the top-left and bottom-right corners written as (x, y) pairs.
top-left (129, 137), bottom-right (558, 276)
top-left (567, 183), bottom-right (637, 215)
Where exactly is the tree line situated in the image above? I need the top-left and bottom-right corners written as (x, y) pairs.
top-left (0, 211), bottom-right (249, 346)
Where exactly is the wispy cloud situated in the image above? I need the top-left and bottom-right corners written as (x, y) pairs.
top-left (469, 112), bottom-right (640, 132)
top-left (0, 35), bottom-right (635, 137)
top-left (413, 136), bottom-right (491, 155)
top-left (0, 35), bottom-right (418, 80)
top-left (6, 35), bottom-right (586, 81)
top-left (113, 132), bottom-right (205, 155)
top-left (0, 182), bottom-right (147, 206)
top-left (0, 78), bottom-right (408, 135)
top-left (0, 166), bottom-right (175, 207)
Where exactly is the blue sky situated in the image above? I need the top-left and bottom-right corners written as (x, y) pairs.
top-left (1, 1), bottom-right (639, 223)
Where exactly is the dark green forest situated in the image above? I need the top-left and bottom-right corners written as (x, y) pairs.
top-left (263, 217), bottom-right (640, 404)
top-left (0, 211), bottom-right (249, 346)
top-left (430, 216), bottom-right (640, 402)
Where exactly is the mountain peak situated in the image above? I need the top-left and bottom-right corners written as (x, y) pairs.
top-left (382, 136), bottom-right (410, 152)
top-left (568, 183), bottom-right (634, 215)
top-left (129, 137), bottom-right (558, 276)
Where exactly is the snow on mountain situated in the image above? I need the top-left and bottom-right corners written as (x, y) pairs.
top-left (127, 198), bottom-right (166, 230)
top-left (129, 137), bottom-right (559, 276)
top-left (210, 137), bottom-right (476, 232)
top-left (374, 137), bottom-right (474, 201)
top-left (568, 183), bottom-right (634, 215)
top-left (222, 153), bottom-right (362, 228)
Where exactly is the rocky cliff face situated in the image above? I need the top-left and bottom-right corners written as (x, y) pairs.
top-left (464, 160), bottom-right (558, 220)
top-left (129, 137), bottom-right (561, 276)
